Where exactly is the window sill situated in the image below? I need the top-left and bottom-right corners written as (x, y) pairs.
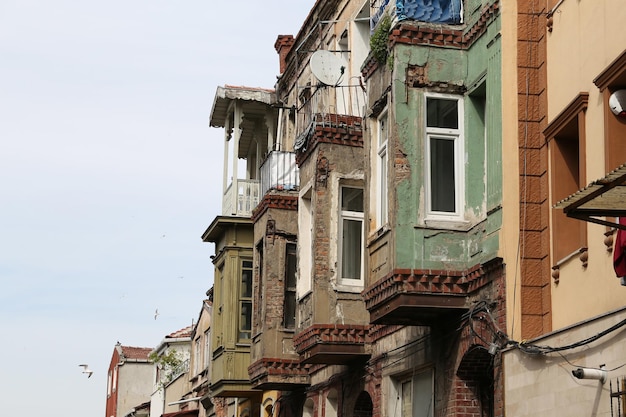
top-left (553, 246), bottom-right (588, 268)
top-left (423, 216), bottom-right (471, 231)
top-left (335, 283), bottom-right (364, 294)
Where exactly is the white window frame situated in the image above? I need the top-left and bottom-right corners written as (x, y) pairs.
top-left (338, 185), bottom-right (364, 287)
top-left (194, 337), bottom-right (201, 376)
top-left (377, 110), bottom-right (389, 227)
top-left (297, 184), bottom-right (313, 298)
top-left (424, 93), bottom-right (464, 221)
top-left (389, 368), bottom-right (434, 417)
top-left (203, 329), bottom-right (210, 370)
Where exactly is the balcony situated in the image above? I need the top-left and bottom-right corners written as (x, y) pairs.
top-left (294, 81), bottom-right (366, 147)
top-left (294, 113), bottom-right (364, 167)
top-left (260, 151), bottom-right (299, 196)
top-left (222, 179), bottom-right (260, 217)
top-left (363, 258), bottom-right (503, 326)
top-left (248, 358), bottom-right (310, 390)
top-left (293, 324), bottom-right (369, 365)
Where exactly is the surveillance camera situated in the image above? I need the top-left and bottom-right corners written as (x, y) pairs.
top-left (571, 367), bottom-right (607, 383)
top-left (609, 89), bottom-right (626, 117)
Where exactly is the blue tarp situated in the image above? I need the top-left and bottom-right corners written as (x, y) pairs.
top-left (397, 0), bottom-right (462, 24)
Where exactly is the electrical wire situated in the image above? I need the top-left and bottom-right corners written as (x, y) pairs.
top-left (508, 317), bottom-right (626, 355)
top-left (461, 298), bottom-right (626, 357)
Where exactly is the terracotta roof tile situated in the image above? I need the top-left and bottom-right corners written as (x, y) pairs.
top-left (166, 325), bottom-right (193, 339)
top-left (120, 345), bottom-right (153, 360)
top-left (224, 84), bottom-right (275, 94)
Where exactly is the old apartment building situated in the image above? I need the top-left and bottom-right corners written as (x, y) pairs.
top-left (196, 1), bottom-right (626, 417)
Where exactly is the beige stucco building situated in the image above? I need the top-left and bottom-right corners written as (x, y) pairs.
top-left (502, 1), bottom-right (626, 416)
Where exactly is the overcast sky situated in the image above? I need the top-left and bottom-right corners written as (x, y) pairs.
top-left (0, 1), bottom-right (312, 415)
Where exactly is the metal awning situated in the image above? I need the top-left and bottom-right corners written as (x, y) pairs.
top-left (554, 163), bottom-right (626, 230)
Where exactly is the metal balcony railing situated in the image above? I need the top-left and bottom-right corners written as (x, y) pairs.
top-left (223, 179), bottom-right (260, 217)
top-left (260, 151), bottom-right (299, 196)
top-left (295, 83), bottom-right (367, 147)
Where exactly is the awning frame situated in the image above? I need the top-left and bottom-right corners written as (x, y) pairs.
top-left (554, 163), bottom-right (626, 230)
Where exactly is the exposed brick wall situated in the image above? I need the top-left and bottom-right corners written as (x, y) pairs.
top-left (386, 2), bottom-right (500, 51)
top-left (212, 397), bottom-right (228, 417)
top-left (274, 35), bottom-right (295, 75)
top-left (518, 0), bottom-right (551, 339)
top-left (295, 116), bottom-right (363, 167)
top-left (105, 347), bottom-right (120, 417)
top-left (435, 260), bottom-right (506, 417)
top-left (352, 391), bottom-right (373, 417)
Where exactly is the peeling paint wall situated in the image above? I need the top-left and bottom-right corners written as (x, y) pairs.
top-left (297, 142), bottom-right (368, 329)
top-left (367, 4), bottom-right (502, 272)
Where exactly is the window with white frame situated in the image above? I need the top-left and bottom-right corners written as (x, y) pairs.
top-left (339, 185), bottom-right (364, 285)
top-left (194, 337), bottom-right (201, 375)
top-left (239, 260), bottom-right (253, 340)
top-left (392, 369), bottom-right (434, 417)
top-left (377, 110), bottom-right (389, 226)
top-left (425, 94), bottom-right (464, 220)
top-left (297, 187), bottom-right (313, 297)
top-left (203, 329), bottom-right (210, 370)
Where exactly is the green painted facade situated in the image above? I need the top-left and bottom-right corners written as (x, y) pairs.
top-left (389, 2), bottom-right (502, 271)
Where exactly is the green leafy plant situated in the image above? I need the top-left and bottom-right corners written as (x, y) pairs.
top-left (150, 350), bottom-right (185, 389)
top-left (370, 14), bottom-right (392, 67)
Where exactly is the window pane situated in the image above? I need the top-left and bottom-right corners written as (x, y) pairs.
top-left (241, 261), bottom-right (252, 297)
top-left (284, 243), bottom-right (297, 328)
top-left (342, 218), bottom-right (362, 279)
top-left (285, 243), bottom-right (297, 288)
top-left (427, 98), bottom-right (458, 129)
top-left (430, 137), bottom-right (456, 212)
top-left (380, 148), bottom-right (388, 223)
top-left (240, 301), bottom-right (252, 338)
top-left (413, 371), bottom-right (433, 417)
top-left (283, 293), bottom-right (296, 328)
top-left (341, 187), bottom-right (364, 212)
top-left (379, 115), bottom-right (388, 146)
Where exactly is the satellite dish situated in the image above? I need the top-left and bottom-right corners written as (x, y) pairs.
top-left (310, 50), bottom-right (347, 86)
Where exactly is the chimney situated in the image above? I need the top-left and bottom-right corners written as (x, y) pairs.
top-left (275, 35), bottom-right (295, 75)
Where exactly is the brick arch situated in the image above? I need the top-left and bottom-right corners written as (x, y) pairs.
top-left (456, 344), bottom-right (495, 417)
top-left (457, 344), bottom-right (493, 381)
top-left (352, 391), bottom-right (373, 417)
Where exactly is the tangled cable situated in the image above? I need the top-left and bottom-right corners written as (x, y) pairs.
top-left (463, 300), bottom-right (626, 356)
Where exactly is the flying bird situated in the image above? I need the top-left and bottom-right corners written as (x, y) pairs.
top-left (79, 364), bottom-right (93, 378)
top-left (154, 308), bottom-right (159, 320)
